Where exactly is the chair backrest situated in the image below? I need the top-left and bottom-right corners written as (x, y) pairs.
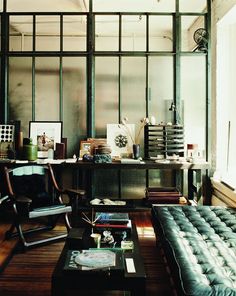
top-left (5, 165), bottom-right (53, 209)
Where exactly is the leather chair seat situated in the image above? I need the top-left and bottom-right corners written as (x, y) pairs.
top-left (152, 206), bottom-right (236, 295)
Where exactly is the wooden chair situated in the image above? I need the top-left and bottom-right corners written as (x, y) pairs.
top-left (4, 164), bottom-right (85, 250)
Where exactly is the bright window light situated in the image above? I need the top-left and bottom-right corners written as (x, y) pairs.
top-left (216, 4), bottom-right (236, 189)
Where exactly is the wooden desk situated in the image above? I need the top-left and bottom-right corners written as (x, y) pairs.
top-left (0, 160), bottom-right (210, 205)
top-left (59, 160), bottom-right (210, 205)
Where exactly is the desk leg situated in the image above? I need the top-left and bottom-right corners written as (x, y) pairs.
top-left (188, 169), bottom-right (207, 205)
top-left (188, 170), bottom-right (194, 200)
top-left (130, 280), bottom-right (146, 296)
top-left (196, 170), bottom-right (203, 205)
top-left (51, 280), bottom-right (64, 296)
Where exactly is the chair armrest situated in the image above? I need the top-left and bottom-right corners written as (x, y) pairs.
top-left (64, 188), bottom-right (86, 197)
top-left (0, 195), bottom-right (9, 205)
top-left (16, 195), bottom-right (32, 204)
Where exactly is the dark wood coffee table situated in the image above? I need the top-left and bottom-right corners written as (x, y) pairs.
top-left (51, 224), bottom-right (146, 296)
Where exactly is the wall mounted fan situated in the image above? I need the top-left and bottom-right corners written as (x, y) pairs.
top-left (193, 28), bottom-right (208, 52)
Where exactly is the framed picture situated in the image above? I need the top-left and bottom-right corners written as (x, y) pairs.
top-left (0, 124), bottom-right (15, 159)
top-left (79, 140), bottom-right (92, 157)
top-left (107, 124), bottom-right (135, 158)
top-left (29, 121), bottom-right (62, 158)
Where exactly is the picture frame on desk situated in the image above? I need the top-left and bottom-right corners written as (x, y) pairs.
top-left (29, 121), bottom-right (62, 158)
top-left (107, 124), bottom-right (134, 158)
top-left (79, 140), bottom-right (92, 157)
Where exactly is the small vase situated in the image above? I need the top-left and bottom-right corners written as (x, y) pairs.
top-left (133, 144), bottom-right (140, 159)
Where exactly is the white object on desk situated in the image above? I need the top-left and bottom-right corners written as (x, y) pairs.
top-left (121, 159), bottom-right (140, 164)
top-left (125, 258), bottom-right (136, 273)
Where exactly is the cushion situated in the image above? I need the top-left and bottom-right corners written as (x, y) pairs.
top-left (152, 206), bottom-right (236, 295)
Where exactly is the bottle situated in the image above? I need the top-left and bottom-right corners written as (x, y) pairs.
top-left (23, 138), bottom-right (38, 161)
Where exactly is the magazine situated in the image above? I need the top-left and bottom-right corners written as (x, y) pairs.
top-left (95, 212), bottom-right (129, 224)
top-left (63, 249), bottom-right (124, 275)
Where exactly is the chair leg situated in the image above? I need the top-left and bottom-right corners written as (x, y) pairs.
top-left (5, 203), bottom-right (24, 242)
top-left (64, 213), bottom-right (71, 231)
top-left (5, 222), bottom-right (16, 239)
top-left (5, 220), bottom-right (28, 250)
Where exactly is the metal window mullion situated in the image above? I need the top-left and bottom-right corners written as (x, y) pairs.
top-left (146, 56), bottom-right (149, 189)
top-left (59, 14), bottom-right (63, 121)
top-left (203, 0), bottom-right (212, 204)
top-left (87, 0), bottom-right (95, 138)
top-left (146, 14), bottom-right (149, 53)
top-left (118, 55), bottom-right (122, 199)
top-left (174, 1), bottom-right (182, 191)
top-left (32, 56), bottom-right (35, 121)
top-left (31, 14), bottom-right (36, 120)
top-left (173, 13), bottom-right (181, 125)
top-left (206, 0), bottom-right (211, 165)
top-left (118, 13), bottom-right (122, 123)
top-left (0, 5), bottom-right (9, 123)
top-left (59, 56), bottom-right (63, 121)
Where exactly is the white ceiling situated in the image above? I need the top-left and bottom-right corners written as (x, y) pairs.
top-left (4, 0), bottom-right (207, 13)
top-left (3, 0), bottom-right (207, 37)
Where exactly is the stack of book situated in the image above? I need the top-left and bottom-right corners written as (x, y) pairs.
top-left (94, 212), bottom-right (132, 236)
top-left (145, 187), bottom-right (182, 205)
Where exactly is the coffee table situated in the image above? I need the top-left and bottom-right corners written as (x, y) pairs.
top-left (51, 224), bottom-right (146, 296)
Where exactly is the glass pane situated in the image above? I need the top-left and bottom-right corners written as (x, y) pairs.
top-left (93, 0), bottom-right (175, 13)
top-left (95, 57), bottom-right (119, 136)
top-left (35, 57), bottom-right (60, 121)
top-left (95, 15), bottom-right (119, 51)
top-left (94, 170), bottom-right (119, 198)
top-left (121, 57), bottom-right (146, 152)
top-left (0, 0), bottom-right (2, 12)
top-left (122, 15), bottom-right (146, 52)
top-left (36, 16), bottom-right (60, 51)
top-left (63, 57), bottom-right (86, 156)
top-left (149, 16), bottom-right (173, 51)
top-left (181, 16), bottom-right (205, 51)
top-left (180, 56), bottom-right (206, 154)
top-left (8, 57), bottom-right (32, 137)
top-left (121, 170), bottom-right (146, 199)
top-left (179, 0), bottom-right (207, 13)
top-left (149, 57), bottom-right (174, 124)
top-left (9, 16), bottom-right (33, 51)
top-left (63, 15), bottom-right (87, 52)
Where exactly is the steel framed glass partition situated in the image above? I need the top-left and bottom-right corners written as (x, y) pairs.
top-left (0, 0), bottom-right (211, 199)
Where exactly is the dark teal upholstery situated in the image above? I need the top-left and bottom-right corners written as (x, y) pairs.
top-left (152, 206), bottom-right (236, 296)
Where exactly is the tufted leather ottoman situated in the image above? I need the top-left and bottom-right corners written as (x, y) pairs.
top-left (152, 206), bottom-right (236, 295)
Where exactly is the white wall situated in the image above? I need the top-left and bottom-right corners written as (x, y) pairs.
top-left (211, 0), bottom-right (236, 171)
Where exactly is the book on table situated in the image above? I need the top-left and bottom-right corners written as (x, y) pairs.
top-left (63, 248), bottom-right (124, 275)
top-left (95, 212), bottom-right (129, 224)
top-left (95, 219), bottom-right (132, 231)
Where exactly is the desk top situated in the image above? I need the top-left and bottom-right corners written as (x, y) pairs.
top-left (0, 159), bottom-right (210, 170)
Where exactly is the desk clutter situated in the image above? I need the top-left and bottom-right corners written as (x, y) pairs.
top-left (64, 211), bottom-right (134, 275)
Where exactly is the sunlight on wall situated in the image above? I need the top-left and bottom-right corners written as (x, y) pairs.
top-left (216, 4), bottom-right (236, 188)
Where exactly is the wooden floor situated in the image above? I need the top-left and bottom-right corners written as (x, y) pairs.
top-left (0, 211), bottom-right (175, 296)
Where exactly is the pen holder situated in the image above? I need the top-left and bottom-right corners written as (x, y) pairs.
top-left (90, 233), bottom-right (101, 248)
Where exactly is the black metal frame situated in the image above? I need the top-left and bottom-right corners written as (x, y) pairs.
top-left (0, 0), bottom-right (211, 198)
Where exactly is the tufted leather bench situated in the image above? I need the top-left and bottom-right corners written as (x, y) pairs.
top-left (151, 206), bottom-right (236, 295)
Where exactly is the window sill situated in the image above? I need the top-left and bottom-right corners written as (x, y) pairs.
top-left (211, 177), bottom-right (236, 207)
